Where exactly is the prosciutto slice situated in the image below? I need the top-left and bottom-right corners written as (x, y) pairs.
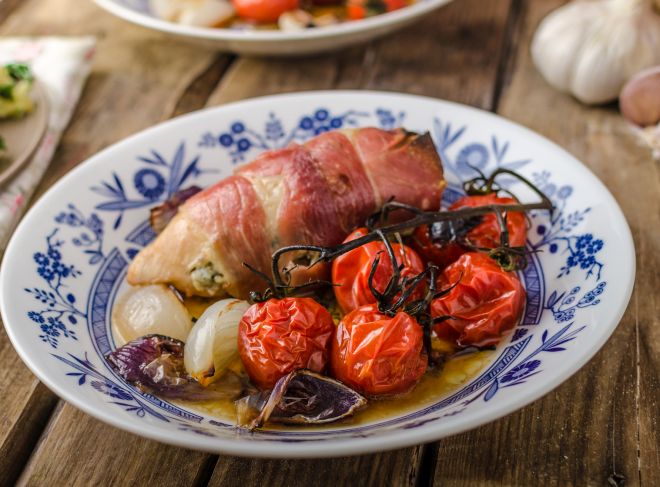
top-left (127, 128), bottom-right (446, 299)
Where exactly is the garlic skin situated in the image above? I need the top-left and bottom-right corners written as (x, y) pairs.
top-left (184, 298), bottom-right (250, 386)
top-left (532, 0), bottom-right (660, 105)
top-left (111, 284), bottom-right (193, 346)
top-left (620, 66), bottom-right (660, 126)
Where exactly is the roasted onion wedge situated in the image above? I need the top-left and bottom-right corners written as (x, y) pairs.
top-left (237, 369), bottom-right (366, 429)
top-left (107, 334), bottom-right (242, 401)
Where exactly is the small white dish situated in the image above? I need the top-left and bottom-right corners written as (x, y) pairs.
top-left (0, 91), bottom-right (635, 457)
top-left (93, 0), bottom-right (454, 56)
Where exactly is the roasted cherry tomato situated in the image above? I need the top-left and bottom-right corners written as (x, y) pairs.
top-left (411, 224), bottom-right (466, 270)
top-left (232, 0), bottom-right (299, 23)
top-left (411, 194), bottom-right (527, 269)
top-left (347, 0), bottom-right (407, 20)
top-left (331, 304), bottom-right (427, 396)
top-left (332, 227), bottom-right (426, 314)
top-left (238, 297), bottom-right (334, 389)
top-left (431, 252), bottom-right (525, 347)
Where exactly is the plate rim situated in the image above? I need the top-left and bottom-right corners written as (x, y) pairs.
top-left (0, 90), bottom-right (636, 457)
top-left (0, 82), bottom-right (49, 187)
top-left (92, 0), bottom-right (453, 43)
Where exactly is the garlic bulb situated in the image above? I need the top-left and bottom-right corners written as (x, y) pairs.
top-left (112, 284), bottom-right (192, 346)
top-left (184, 299), bottom-right (250, 386)
top-left (149, 0), bottom-right (235, 27)
top-left (531, 0), bottom-right (660, 104)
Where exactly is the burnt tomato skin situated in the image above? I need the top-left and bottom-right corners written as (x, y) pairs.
top-left (332, 227), bottom-right (426, 314)
top-left (431, 252), bottom-right (525, 347)
top-left (331, 304), bottom-right (427, 396)
top-left (411, 194), bottom-right (528, 269)
top-left (238, 297), bottom-right (335, 390)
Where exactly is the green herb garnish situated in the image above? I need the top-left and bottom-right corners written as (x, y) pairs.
top-left (6, 63), bottom-right (33, 82)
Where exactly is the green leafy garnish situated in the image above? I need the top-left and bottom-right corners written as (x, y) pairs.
top-left (0, 63), bottom-right (34, 118)
top-left (6, 63), bottom-right (33, 82)
top-left (0, 84), bottom-right (12, 100)
top-left (0, 136), bottom-right (6, 151)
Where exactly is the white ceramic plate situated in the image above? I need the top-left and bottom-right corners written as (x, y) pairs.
top-left (93, 0), bottom-right (453, 56)
top-left (0, 91), bottom-right (634, 457)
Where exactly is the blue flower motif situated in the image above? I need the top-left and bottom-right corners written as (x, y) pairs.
top-left (299, 116), bottom-right (314, 130)
top-left (38, 265), bottom-right (55, 281)
top-left (314, 109), bottom-right (329, 121)
top-left (34, 252), bottom-right (49, 266)
top-left (55, 211), bottom-right (83, 226)
top-left (237, 138), bottom-right (251, 151)
top-left (554, 308), bottom-right (575, 322)
top-left (501, 360), bottom-right (541, 383)
top-left (48, 247), bottom-right (61, 261)
top-left (376, 108), bottom-right (397, 129)
top-left (219, 133), bottom-right (233, 147)
top-left (566, 254), bottom-right (580, 268)
top-left (580, 254), bottom-right (596, 269)
top-left (231, 122), bottom-right (245, 134)
top-left (578, 282), bottom-right (605, 305)
top-left (52, 262), bottom-right (68, 277)
top-left (133, 168), bottom-right (166, 201)
top-left (455, 143), bottom-right (489, 176)
top-left (28, 311), bottom-right (44, 323)
top-left (557, 185), bottom-right (573, 199)
top-left (586, 239), bottom-right (603, 255)
top-left (330, 117), bottom-right (343, 129)
top-left (576, 234), bottom-right (593, 250)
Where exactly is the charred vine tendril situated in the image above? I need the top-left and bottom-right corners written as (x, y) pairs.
top-left (242, 168), bottom-right (552, 304)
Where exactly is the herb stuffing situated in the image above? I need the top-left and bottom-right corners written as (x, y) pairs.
top-left (0, 63), bottom-right (34, 119)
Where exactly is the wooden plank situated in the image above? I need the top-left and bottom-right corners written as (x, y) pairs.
top-left (16, 405), bottom-right (211, 487)
top-left (0, 326), bottom-right (58, 486)
top-left (0, 0), bottom-right (230, 483)
top-left (207, 1), bottom-right (513, 485)
top-left (207, 449), bottom-right (424, 487)
top-left (431, 1), bottom-right (659, 485)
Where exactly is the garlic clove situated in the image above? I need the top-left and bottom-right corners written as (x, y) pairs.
top-left (178, 0), bottom-right (235, 27)
top-left (620, 66), bottom-right (660, 126)
top-left (184, 298), bottom-right (250, 386)
top-left (278, 10), bottom-right (314, 31)
top-left (149, 0), bottom-right (183, 21)
top-left (112, 284), bottom-right (193, 346)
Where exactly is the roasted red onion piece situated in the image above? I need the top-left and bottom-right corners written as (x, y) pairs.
top-left (106, 334), bottom-right (242, 401)
top-left (149, 186), bottom-right (202, 234)
top-left (237, 370), bottom-right (367, 429)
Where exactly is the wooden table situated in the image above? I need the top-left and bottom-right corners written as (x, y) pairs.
top-left (0, 0), bottom-right (657, 485)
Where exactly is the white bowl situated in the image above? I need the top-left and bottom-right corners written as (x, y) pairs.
top-left (93, 0), bottom-right (454, 56)
top-left (0, 91), bottom-right (635, 457)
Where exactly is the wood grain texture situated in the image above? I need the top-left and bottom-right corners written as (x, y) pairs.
top-left (0, 326), bottom-right (58, 486)
top-left (16, 405), bottom-right (210, 487)
top-left (432, 1), bottom-right (659, 486)
top-left (208, 449), bottom-right (425, 487)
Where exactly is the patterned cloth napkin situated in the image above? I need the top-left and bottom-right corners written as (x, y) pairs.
top-left (0, 37), bottom-right (96, 252)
